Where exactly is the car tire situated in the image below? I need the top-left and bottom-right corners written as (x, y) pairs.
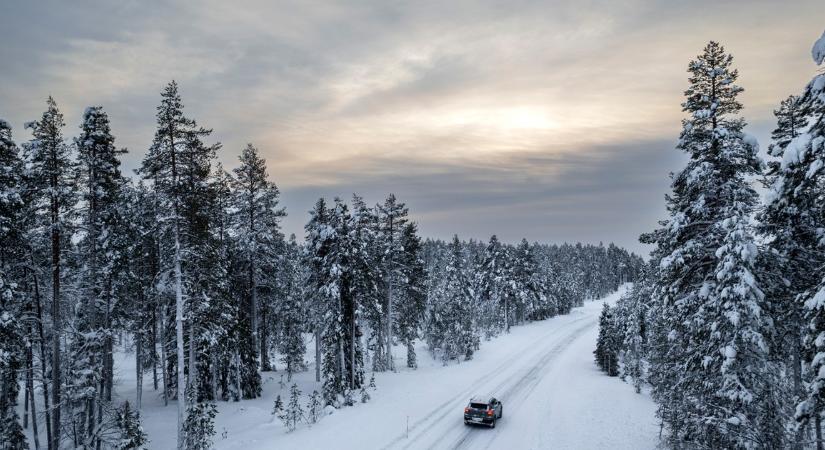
top-left (499, 407), bottom-right (503, 418)
top-left (491, 417), bottom-right (496, 429)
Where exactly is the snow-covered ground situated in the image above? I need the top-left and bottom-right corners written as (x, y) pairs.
top-left (24, 285), bottom-right (659, 449)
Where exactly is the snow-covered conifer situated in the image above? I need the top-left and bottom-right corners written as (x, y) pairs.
top-left (644, 41), bottom-right (773, 448)
top-left (594, 303), bottom-right (619, 376)
top-left (279, 384), bottom-right (304, 432)
top-left (24, 96), bottom-right (76, 449)
top-left (114, 401), bottom-right (149, 450)
top-left (306, 390), bottom-right (323, 424)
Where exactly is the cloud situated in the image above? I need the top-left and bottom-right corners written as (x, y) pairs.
top-left (1, 0), bottom-right (822, 255)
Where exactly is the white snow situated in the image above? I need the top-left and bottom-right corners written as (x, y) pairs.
top-left (21, 286), bottom-right (658, 449)
top-left (813, 29), bottom-right (825, 65)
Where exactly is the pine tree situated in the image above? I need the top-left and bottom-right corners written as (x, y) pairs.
top-left (183, 392), bottom-right (216, 450)
top-left (644, 41), bottom-right (773, 448)
top-left (428, 236), bottom-right (474, 363)
top-left (139, 81), bottom-right (215, 448)
top-left (271, 395), bottom-right (283, 417)
top-left (0, 298), bottom-right (28, 449)
top-left (304, 198), bottom-right (332, 387)
top-left (231, 143), bottom-right (285, 373)
top-left (476, 235), bottom-right (508, 336)
top-left (24, 96), bottom-right (76, 449)
top-left (0, 119), bottom-right (28, 450)
top-left (70, 105), bottom-right (129, 445)
top-left (360, 385), bottom-right (370, 403)
top-left (396, 222), bottom-right (426, 369)
top-left (114, 401), bottom-right (149, 450)
top-left (308, 198), bottom-right (365, 405)
top-left (348, 195), bottom-right (382, 373)
top-left (306, 390), bottom-right (323, 424)
top-left (123, 181), bottom-right (162, 410)
top-left (278, 234), bottom-right (306, 380)
top-left (375, 194), bottom-right (409, 371)
top-left (279, 384), bottom-right (304, 432)
top-left (511, 239), bottom-right (539, 322)
top-left (594, 303), bottom-right (619, 376)
top-left (793, 33), bottom-right (825, 437)
top-left (614, 275), bottom-right (652, 393)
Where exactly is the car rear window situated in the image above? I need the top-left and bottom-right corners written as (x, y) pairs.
top-left (470, 402), bottom-right (488, 409)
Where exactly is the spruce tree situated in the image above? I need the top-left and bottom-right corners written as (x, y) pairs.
top-left (396, 222), bottom-right (426, 369)
top-left (114, 401), bottom-right (149, 450)
top-left (476, 235), bottom-right (508, 336)
top-left (278, 234), bottom-right (307, 380)
top-left (306, 390), bottom-right (323, 424)
top-left (231, 143), bottom-right (285, 373)
top-left (24, 96), bottom-right (76, 449)
top-left (0, 119), bottom-right (28, 450)
top-left (429, 236), bottom-right (474, 363)
top-left (71, 105), bottom-right (129, 444)
top-left (271, 395), bottom-right (283, 417)
top-left (183, 391), bottom-right (217, 450)
top-left (511, 239), bottom-right (539, 322)
top-left (375, 194), bottom-right (409, 371)
top-left (614, 275), bottom-right (652, 393)
top-left (0, 297), bottom-right (27, 449)
top-left (279, 384), bottom-right (304, 432)
top-left (139, 81), bottom-right (214, 448)
top-left (594, 303), bottom-right (619, 376)
top-left (309, 198), bottom-right (365, 405)
top-left (644, 41), bottom-right (773, 448)
top-left (304, 198), bottom-right (331, 386)
top-left (793, 33), bottom-right (825, 435)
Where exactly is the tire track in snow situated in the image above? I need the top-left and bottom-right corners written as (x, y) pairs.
top-left (383, 315), bottom-right (595, 449)
top-left (457, 318), bottom-right (597, 450)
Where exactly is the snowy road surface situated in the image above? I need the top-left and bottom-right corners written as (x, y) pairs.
top-left (117, 286), bottom-right (659, 449)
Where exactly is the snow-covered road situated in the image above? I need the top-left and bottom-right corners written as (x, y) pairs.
top-left (216, 286), bottom-right (660, 450)
top-left (114, 286), bottom-right (659, 449)
top-left (375, 286), bottom-right (659, 450)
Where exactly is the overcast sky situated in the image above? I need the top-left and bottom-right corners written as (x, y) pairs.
top-left (1, 0), bottom-right (823, 255)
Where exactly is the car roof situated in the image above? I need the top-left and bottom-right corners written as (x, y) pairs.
top-left (469, 396), bottom-right (494, 403)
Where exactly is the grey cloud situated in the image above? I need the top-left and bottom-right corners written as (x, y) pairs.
top-left (1, 0), bottom-right (822, 256)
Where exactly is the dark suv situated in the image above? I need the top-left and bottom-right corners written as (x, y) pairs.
top-left (463, 396), bottom-right (503, 428)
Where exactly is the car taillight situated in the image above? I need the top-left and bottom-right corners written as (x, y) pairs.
top-left (464, 407), bottom-right (470, 413)
top-left (487, 409), bottom-right (493, 416)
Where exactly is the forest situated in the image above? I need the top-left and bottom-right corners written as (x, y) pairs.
top-left (0, 82), bottom-right (643, 449)
top-left (594, 37), bottom-right (825, 449)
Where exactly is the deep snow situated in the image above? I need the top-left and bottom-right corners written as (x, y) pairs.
top-left (21, 285), bottom-right (659, 449)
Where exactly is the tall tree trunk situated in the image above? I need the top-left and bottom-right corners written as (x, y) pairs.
top-left (174, 230), bottom-right (186, 450)
top-left (188, 322), bottom-right (196, 397)
top-left (816, 414), bottom-right (823, 450)
top-left (152, 306), bottom-right (158, 391)
top-left (136, 328), bottom-right (143, 410)
top-left (159, 303), bottom-right (169, 407)
top-left (249, 261), bottom-right (259, 370)
top-left (86, 351), bottom-right (96, 447)
top-left (385, 215), bottom-right (394, 372)
top-left (350, 299), bottom-right (356, 389)
top-left (260, 304), bottom-right (270, 371)
top-left (25, 326), bottom-right (41, 450)
top-left (27, 359), bottom-right (40, 450)
top-left (792, 329), bottom-right (803, 450)
top-left (315, 329), bottom-right (321, 383)
top-left (30, 264), bottom-right (52, 450)
top-left (103, 283), bottom-right (114, 402)
top-left (50, 188), bottom-right (62, 450)
top-left (386, 275), bottom-right (393, 372)
top-left (23, 353), bottom-right (30, 430)
top-left (210, 351), bottom-right (218, 400)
